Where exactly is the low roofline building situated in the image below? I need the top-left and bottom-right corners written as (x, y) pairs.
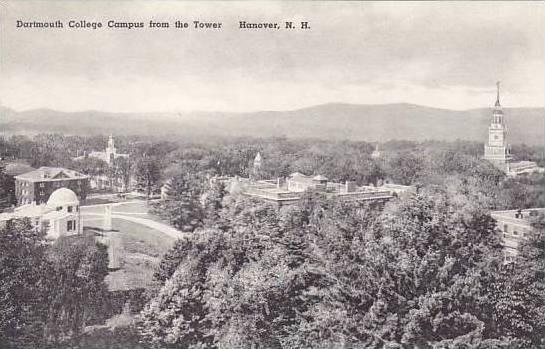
top-left (224, 172), bottom-right (415, 207)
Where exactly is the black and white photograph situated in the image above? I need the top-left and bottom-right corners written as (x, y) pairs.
top-left (0, 1), bottom-right (544, 348)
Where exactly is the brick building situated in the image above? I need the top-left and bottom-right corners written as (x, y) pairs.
top-left (14, 167), bottom-right (89, 205)
top-left (491, 208), bottom-right (545, 262)
top-left (1, 162), bottom-right (35, 208)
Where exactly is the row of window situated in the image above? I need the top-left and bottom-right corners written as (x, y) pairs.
top-left (502, 224), bottom-right (530, 238)
top-left (18, 180), bottom-right (84, 189)
top-left (47, 181), bottom-right (83, 188)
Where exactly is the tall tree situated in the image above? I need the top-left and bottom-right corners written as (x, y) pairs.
top-left (44, 234), bottom-right (109, 342)
top-left (0, 219), bottom-right (49, 349)
top-left (136, 157), bottom-right (162, 198)
top-left (150, 172), bottom-right (205, 232)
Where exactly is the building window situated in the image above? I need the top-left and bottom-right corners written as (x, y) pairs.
top-left (512, 230), bottom-right (519, 236)
top-left (67, 220), bottom-right (73, 231)
top-left (503, 224), bottom-right (509, 233)
top-left (67, 206), bottom-right (73, 213)
top-left (39, 183), bottom-right (45, 188)
top-left (56, 206), bottom-right (62, 211)
top-left (76, 205), bottom-right (80, 212)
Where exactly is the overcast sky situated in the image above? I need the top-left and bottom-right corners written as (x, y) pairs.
top-left (1, 1), bottom-right (543, 112)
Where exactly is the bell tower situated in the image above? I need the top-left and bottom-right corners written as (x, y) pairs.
top-left (484, 82), bottom-right (512, 172)
top-left (105, 134), bottom-right (116, 165)
top-left (251, 152), bottom-right (263, 180)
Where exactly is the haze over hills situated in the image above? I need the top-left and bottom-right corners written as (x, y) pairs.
top-left (0, 103), bottom-right (543, 146)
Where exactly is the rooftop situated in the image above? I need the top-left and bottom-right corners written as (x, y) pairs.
top-left (0, 202), bottom-right (72, 222)
top-left (47, 188), bottom-right (79, 206)
top-left (491, 208), bottom-right (545, 223)
top-left (15, 167), bottom-right (88, 182)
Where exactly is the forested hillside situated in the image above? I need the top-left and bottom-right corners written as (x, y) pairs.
top-left (1, 104), bottom-right (543, 145)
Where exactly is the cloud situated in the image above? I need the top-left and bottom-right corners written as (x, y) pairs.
top-left (1, 1), bottom-right (543, 112)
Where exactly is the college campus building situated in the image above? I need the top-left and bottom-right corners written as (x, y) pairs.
top-left (81, 134), bottom-right (129, 166)
top-left (484, 82), bottom-right (543, 175)
top-left (74, 135), bottom-right (133, 192)
top-left (0, 187), bottom-right (82, 240)
top-left (221, 171), bottom-right (415, 207)
top-left (204, 152), bottom-right (416, 207)
top-left (14, 167), bottom-right (89, 205)
top-left (0, 162), bottom-right (35, 208)
top-left (491, 208), bottom-right (545, 262)
top-left (371, 144), bottom-right (381, 159)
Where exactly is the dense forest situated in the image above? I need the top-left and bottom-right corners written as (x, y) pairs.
top-left (1, 133), bottom-right (545, 348)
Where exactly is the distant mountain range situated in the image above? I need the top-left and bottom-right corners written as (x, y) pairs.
top-left (1, 103), bottom-right (543, 145)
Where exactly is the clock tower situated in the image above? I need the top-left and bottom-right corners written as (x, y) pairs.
top-left (484, 82), bottom-right (512, 172)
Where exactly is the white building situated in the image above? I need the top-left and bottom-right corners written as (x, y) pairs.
top-left (84, 135), bottom-right (129, 166)
top-left (224, 172), bottom-right (415, 207)
top-left (483, 82), bottom-right (544, 175)
top-left (491, 208), bottom-right (544, 263)
top-left (0, 187), bottom-right (81, 240)
top-left (74, 135), bottom-right (133, 192)
top-left (483, 82), bottom-right (512, 172)
top-left (371, 144), bottom-right (381, 159)
top-left (508, 161), bottom-right (544, 177)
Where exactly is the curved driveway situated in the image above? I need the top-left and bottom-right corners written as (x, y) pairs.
top-left (83, 212), bottom-right (185, 239)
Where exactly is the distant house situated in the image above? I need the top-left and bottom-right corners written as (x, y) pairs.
top-left (14, 167), bottom-right (89, 205)
top-left (491, 208), bottom-right (545, 263)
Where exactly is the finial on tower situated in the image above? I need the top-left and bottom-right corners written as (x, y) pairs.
top-left (495, 81), bottom-right (501, 107)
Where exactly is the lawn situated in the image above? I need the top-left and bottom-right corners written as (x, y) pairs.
top-left (82, 200), bottom-right (179, 291)
top-left (88, 217), bottom-right (177, 292)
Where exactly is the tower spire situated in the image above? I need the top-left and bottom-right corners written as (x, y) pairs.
top-left (495, 81), bottom-right (501, 107)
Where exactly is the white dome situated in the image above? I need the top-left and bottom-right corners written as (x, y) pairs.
top-left (47, 188), bottom-right (79, 206)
